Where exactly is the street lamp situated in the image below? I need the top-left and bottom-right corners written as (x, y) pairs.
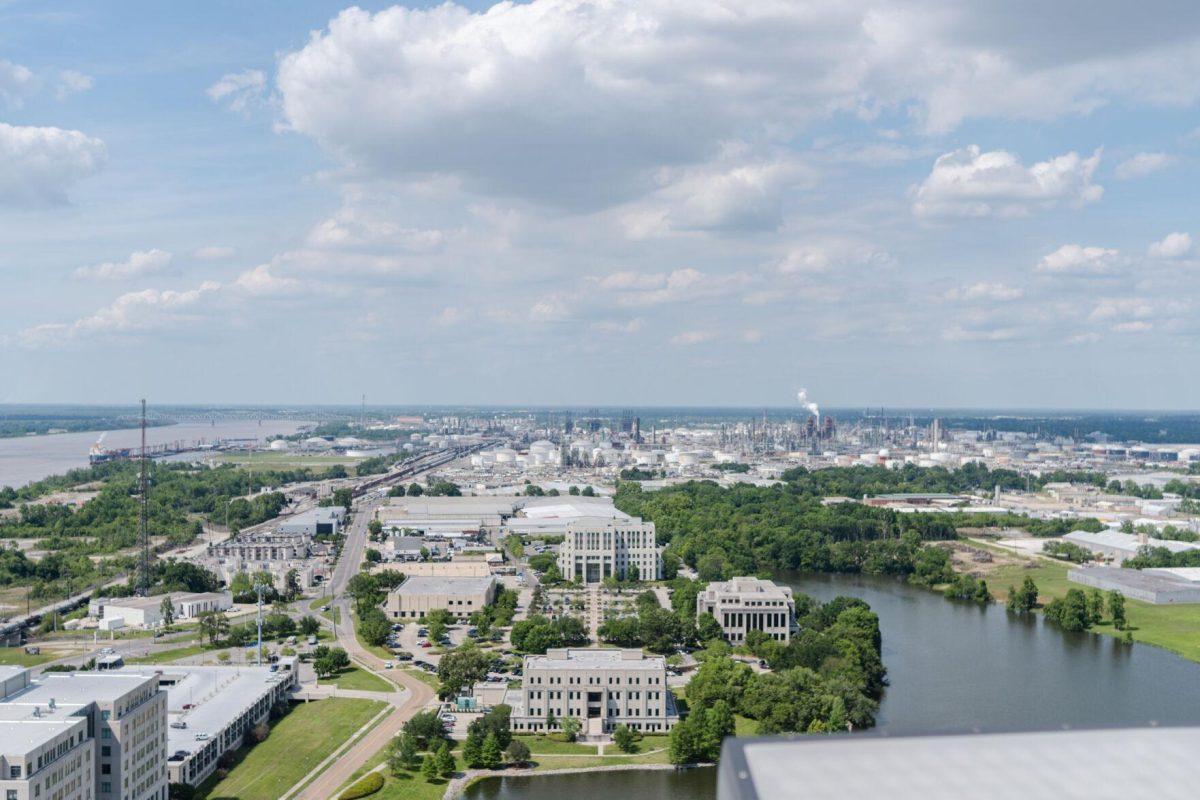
top-left (253, 582), bottom-right (270, 666)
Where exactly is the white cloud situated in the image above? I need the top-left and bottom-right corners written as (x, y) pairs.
top-left (1036, 244), bottom-right (1122, 276)
top-left (592, 268), bottom-right (749, 308)
top-left (1112, 320), bottom-right (1152, 333)
top-left (591, 319), bottom-right (645, 335)
top-left (207, 69), bottom-right (266, 112)
top-left (56, 70), bottom-right (93, 99)
top-left (231, 265), bottom-right (302, 296)
top-left (777, 240), bottom-right (893, 275)
top-left (945, 283), bottom-right (1025, 302)
top-left (1148, 232), bottom-right (1192, 259)
top-left (1114, 152), bottom-right (1174, 180)
top-left (0, 59), bottom-right (35, 106)
top-left (913, 146), bottom-right (1103, 217)
top-left (193, 245), bottom-right (235, 260)
top-left (276, 1), bottom-right (1196, 211)
top-left (73, 249), bottom-right (172, 282)
top-left (1090, 298), bottom-right (1157, 321)
top-left (0, 122), bottom-right (106, 206)
top-left (307, 210), bottom-right (447, 252)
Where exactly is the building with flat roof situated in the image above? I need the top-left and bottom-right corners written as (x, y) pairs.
top-left (506, 648), bottom-right (678, 737)
top-left (1063, 529), bottom-right (1200, 565)
top-left (385, 576), bottom-right (498, 620)
top-left (557, 517), bottom-right (660, 583)
top-left (697, 577), bottom-right (796, 644)
top-left (118, 662), bottom-right (298, 787)
top-left (1069, 566), bottom-right (1200, 604)
top-left (0, 666), bottom-right (167, 800)
top-left (277, 507), bottom-right (345, 537)
top-left (98, 592), bottom-right (232, 629)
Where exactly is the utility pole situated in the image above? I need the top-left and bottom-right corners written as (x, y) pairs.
top-left (254, 582), bottom-right (268, 666)
top-left (137, 399), bottom-right (151, 597)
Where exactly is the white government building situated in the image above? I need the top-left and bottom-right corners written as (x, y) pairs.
top-left (697, 576), bottom-right (796, 644)
top-left (556, 517), bottom-right (661, 583)
top-left (506, 648), bottom-right (679, 736)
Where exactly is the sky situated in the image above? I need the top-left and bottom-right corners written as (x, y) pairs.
top-left (1, 0), bottom-right (1199, 410)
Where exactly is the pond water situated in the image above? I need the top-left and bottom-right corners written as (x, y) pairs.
top-left (466, 571), bottom-right (1200, 799)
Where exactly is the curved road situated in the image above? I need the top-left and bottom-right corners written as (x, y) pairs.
top-left (293, 495), bottom-right (437, 800)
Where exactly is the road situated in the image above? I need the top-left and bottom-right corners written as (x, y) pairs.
top-left (293, 493), bottom-right (437, 800)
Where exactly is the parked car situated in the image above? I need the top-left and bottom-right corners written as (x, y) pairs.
top-left (169, 721), bottom-right (188, 730)
top-left (384, 661), bottom-right (394, 669)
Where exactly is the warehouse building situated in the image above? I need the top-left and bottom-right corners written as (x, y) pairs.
top-left (506, 648), bottom-right (678, 736)
top-left (697, 577), bottom-right (796, 644)
top-left (1062, 529), bottom-right (1200, 565)
top-left (98, 591), bottom-right (232, 629)
top-left (1069, 566), bottom-right (1200, 604)
top-left (385, 575), bottom-right (498, 620)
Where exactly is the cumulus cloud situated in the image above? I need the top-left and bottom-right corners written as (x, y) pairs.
top-left (776, 240), bottom-right (893, 275)
top-left (1036, 244), bottom-right (1122, 275)
top-left (0, 59), bottom-right (35, 106)
top-left (913, 146), bottom-right (1103, 217)
top-left (276, 1), bottom-right (1197, 211)
top-left (307, 209), bottom-right (447, 252)
top-left (1115, 152), bottom-right (1174, 180)
top-left (1148, 232), bottom-right (1192, 259)
top-left (73, 249), bottom-right (172, 282)
top-left (0, 122), bottom-right (106, 206)
top-left (591, 268), bottom-right (749, 308)
top-left (207, 69), bottom-right (267, 112)
top-left (56, 70), bottom-right (93, 99)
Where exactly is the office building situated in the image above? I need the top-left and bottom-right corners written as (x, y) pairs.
top-left (0, 666), bottom-right (167, 800)
top-left (506, 648), bottom-right (678, 736)
top-left (697, 577), bottom-right (796, 644)
top-left (96, 592), bottom-right (232, 629)
top-left (385, 576), bottom-right (498, 620)
top-left (556, 517), bottom-right (661, 583)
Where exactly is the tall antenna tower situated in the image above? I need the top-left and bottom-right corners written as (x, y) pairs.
top-left (137, 399), bottom-right (151, 596)
top-left (360, 393), bottom-right (366, 429)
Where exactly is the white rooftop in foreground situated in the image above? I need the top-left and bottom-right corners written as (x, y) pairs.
top-left (719, 728), bottom-right (1200, 800)
top-left (525, 648), bottom-right (664, 671)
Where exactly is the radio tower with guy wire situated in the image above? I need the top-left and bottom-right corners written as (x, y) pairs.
top-left (137, 399), bottom-right (152, 596)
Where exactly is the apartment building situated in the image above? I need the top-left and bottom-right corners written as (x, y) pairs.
top-left (697, 576), bottom-right (796, 644)
top-left (557, 517), bottom-right (661, 583)
top-left (0, 666), bottom-right (168, 800)
top-left (507, 648), bottom-right (678, 736)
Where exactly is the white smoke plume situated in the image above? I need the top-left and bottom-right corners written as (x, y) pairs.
top-left (797, 388), bottom-right (819, 420)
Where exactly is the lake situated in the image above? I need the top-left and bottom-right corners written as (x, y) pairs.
top-left (466, 571), bottom-right (1200, 799)
top-left (0, 420), bottom-right (310, 488)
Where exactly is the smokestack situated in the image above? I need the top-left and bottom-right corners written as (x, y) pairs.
top-left (797, 388), bottom-right (819, 420)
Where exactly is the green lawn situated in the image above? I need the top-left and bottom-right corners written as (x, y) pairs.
top-left (125, 643), bottom-right (216, 665)
top-left (319, 665), bottom-right (396, 693)
top-left (197, 698), bottom-right (387, 800)
top-left (987, 560), bottom-right (1200, 662)
top-left (400, 667), bottom-right (440, 689)
top-left (0, 648), bottom-right (63, 667)
top-left (515, 735), bottom-right (596, 755)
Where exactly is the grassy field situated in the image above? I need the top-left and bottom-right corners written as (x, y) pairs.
top-left (214, 452), bottom-right (361, 470)
top-left (319, 665), bottom-right (396, 693)
top-left (0, 647), bottom-right (71, 667)
top-left (197, 698), bottom-right (386, 800)
top-left (986, 559), bottom-right (1200, 662)
top-left (125, 643), bottom-right (217, 665)
top-left (400, 667), bottom-right (440, 689)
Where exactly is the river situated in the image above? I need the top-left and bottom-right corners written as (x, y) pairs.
top-left (0, 420), bottom-right (310, 488)
top-left (466, 571), bottom-right (1200, 799)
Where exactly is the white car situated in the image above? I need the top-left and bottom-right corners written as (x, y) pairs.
top-left (384, 661), bottom-right (394, 669)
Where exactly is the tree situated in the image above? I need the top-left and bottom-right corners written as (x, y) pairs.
top-left (368, 519), bottom-right (383, 540)
top-left (1109, 590), bottom-right (1127, 630)
top-left (197, 611), bottom-right (228, 645)
top-left (462, 729), bottom-right (483, 768)
top-left (504, 738), bottom-right (531, 767)
top-left (285, 569), bottom-right (301, 601)
top-left (436, 741), bottom-right (456, 777)
top-left (613, 724), bottom-right (637, 753)
top-left (481, 732), bottom-right (503, 769)
top-left (697, 612), bottom-right (724, 643)
top-left (1087, 589), bottom-right (1105, 626)
top-left (299, 615), bottom-right (321, 636)
top-left (560, 716), bottom-right (581, 742)
top-left (420, 753), bottom-right (438, 782)
top-left (404, 710), bottom-right (448, 748)
top-left (407, 483), bottom-right (424, 497)
top-left (1044, 588), bottom-right (1092, 632)
top-left (568, 486), bottom-right (580, 496)
top-left (365, 548), bottom-right (383, 563)
top-left (358, 609), bottom-right (392, 647)
top-left (388, 732), bottom-right (420, 775)
top-left (159, 597), bottom-right (175, 630)
top-left (1006, 576), bottom-right (1039, 614)
top-left (425, 608), bottom-right (453, 643)
top-left (437, 643), bottom-right (492, 697)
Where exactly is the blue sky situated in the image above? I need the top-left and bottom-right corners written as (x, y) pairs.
top-left (2, 0), bottom-right (1199, 409)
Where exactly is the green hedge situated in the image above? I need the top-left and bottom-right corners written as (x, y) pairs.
top-left (337, 772), bottom-right (384, 800)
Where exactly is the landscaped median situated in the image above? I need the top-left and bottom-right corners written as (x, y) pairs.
top-left (194, 697), bottom-right (388, 800)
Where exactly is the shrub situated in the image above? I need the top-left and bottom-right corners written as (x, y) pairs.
top-left (337, 772), bottom-right (384, 800)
